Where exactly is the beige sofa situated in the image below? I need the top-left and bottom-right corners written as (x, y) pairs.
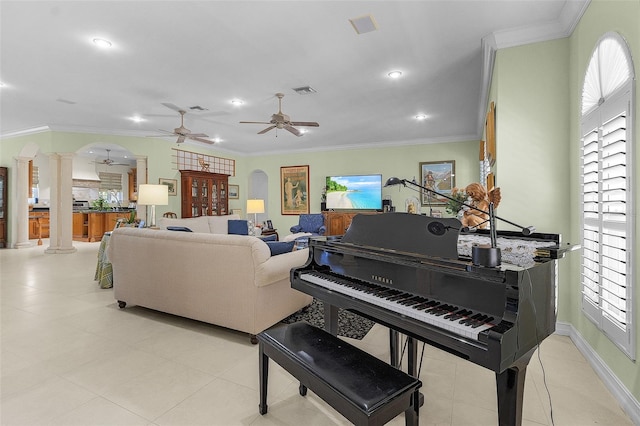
top-left (107, 220), bottom-right (312, 343)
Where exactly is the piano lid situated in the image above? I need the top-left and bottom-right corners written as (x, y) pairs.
top-left (340, 213), bottom-right (461, 260)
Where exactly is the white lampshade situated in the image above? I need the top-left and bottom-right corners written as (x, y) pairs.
top-left (137, 184), bottom-right (169, 206)
top-left (246, 199), bottom-right (265, 214)
top-left (137, 184), bottom-right (168, 228)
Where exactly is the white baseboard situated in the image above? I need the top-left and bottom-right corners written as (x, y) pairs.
top-left (555, 322), bottom-right (640, 425)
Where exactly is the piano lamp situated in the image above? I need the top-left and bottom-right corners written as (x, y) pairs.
top-left (384, 177), bottom-right (535, 267)
top-left (246, 199), bottom-right (265, 227)
top-left (137, 184), bottom-right (169, 228)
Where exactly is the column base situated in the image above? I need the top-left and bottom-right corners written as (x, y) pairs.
top-left (45, 246), bottom-right (78, 254)
top-left (14, 241), bottom-right (35, 249)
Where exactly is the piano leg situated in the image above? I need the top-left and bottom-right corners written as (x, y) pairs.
top-left (323, 303), bottom-right (339, 335)
top-left (495, 351), bottom-right (533, 426)
top-left (390, 329), bottom-right (400, 367)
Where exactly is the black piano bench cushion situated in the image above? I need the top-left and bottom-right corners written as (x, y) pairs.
top-left (258, 322), bottom-right (421, 425)
top-left (265, 241), bottom-right (295, 256)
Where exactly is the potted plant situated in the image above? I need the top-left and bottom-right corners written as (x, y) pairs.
top-left (91, 197), bottom-right (108, 211)
top-left (445, 189), bottom-right (467, 218)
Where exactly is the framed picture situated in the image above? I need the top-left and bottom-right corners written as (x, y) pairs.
top-left (419, 160), bottom-right (455, 205)
top-left (266, 219), bottom-right (273, 230)
top-left (228, 184), bottom-right (239, 199)
top-left (159, 178), bottom-right (177, 196)
top-left (280, 165), bottom-right (310, 215)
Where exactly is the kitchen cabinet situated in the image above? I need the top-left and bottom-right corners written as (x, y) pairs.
top-left (29, 210), bottom-right (49, 240)
top-left (180, 170), bottom-right (228, 218)
top-left (73, 211), bottom-right (131, 242)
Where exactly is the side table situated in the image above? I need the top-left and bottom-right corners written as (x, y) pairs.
top-left (260, 228), bottom-right (279, 241)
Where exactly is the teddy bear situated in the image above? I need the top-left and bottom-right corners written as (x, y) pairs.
top-left (459, 182), bottom-right (501, 229)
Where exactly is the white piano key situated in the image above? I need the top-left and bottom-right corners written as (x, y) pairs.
top-left (300, 272), bottom-right (495, 341)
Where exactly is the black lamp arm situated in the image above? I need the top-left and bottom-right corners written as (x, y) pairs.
top-left (384, 177), bottom-right (535, 236)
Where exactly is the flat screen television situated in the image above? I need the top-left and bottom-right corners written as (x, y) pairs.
top-left (325, 174), bottom-right (383, 210)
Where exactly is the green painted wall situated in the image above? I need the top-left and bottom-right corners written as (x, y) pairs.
top-left (567, 0), bottom-right (640, 400)
top-left (0, 132), bottom-right (479, 241)
top-left (490, 0), bottom-right (640, 403)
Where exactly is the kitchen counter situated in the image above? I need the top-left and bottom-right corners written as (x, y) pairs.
top-left (73, 210), bottom-right (135, 242)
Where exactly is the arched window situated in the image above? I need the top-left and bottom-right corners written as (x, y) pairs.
top-left (580, 32), bottom-right (635, 359)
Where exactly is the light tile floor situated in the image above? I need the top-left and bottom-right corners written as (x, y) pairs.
top-left (0, 241), bottom-right (634, 425)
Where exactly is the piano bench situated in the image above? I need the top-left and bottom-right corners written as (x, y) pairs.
top-left (257, 322), bottom-right (422, 426)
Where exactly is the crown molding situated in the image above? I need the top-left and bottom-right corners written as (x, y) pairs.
top-left (492, 0), bottom-right (590, 49)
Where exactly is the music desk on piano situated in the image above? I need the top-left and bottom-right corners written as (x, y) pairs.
top-left (291, 213), bottom-right (577, 426)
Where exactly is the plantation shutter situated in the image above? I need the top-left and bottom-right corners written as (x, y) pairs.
top-left (581, 86), bottom-right (634, 359)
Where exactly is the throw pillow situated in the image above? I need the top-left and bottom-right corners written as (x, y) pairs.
top-left (228, 219), bottom-right (249, 235)
top-left (259, 234), bottom-right (278, 242)
top-left (166, 226), bottom-right (193, 232)
top-left (265, 241), bottom-right (295, 256)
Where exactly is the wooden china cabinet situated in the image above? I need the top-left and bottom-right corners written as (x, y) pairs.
top-left (180, 170), bottom-right (229, 218)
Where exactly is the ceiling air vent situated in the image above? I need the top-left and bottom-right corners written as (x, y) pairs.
top-left (292, 86), bottom-right (317, 95)
top-left (349, 14), bottom-right (378, 35)
top-left (189, 105), bottom-right (208, 111)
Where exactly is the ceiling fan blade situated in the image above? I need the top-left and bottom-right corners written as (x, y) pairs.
top-left (190, 136), bottom-right (215, 144)
top-left (161, 102), bottom-right (183, 112)
top-left (188, 132), bottom-right (209, 138)
top-left (258, 125), bottom-right (276, 135)
top-left (290, 121), bottom-right (319, 127)
top-left (240, 121), bottom-right (271, 125)
top-left (284, 125), bottom-right (302, 137)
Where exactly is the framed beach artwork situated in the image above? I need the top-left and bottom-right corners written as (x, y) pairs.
top-left (280, 165), bottom-right (309, 215)
top-left (419, 160), bottom-right (455, 205)
top-left (158, 178), bottom-right (177, 196)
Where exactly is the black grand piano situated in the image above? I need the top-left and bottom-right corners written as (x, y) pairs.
top-left (291, 212), bottom-right (576, 426)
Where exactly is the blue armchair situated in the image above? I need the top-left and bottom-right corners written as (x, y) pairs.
top-left (290, 214), bottom-right (326, 236)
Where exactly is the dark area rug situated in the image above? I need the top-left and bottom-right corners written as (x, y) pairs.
top-left (281, 298), bottom-right (375, 340)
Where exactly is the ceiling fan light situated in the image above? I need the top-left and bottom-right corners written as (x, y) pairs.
top-left (387, 70), bottom-right (403, 79)
top-left (92, 38), bottom-right (112, 48)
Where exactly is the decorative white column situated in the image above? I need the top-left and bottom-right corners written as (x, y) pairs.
top-left (46, 153), bottom-right (76, 254)
top-left (46, 153), bottom-right (60, 251)
top-left (14, 156), bottom-right (33, 248)
top-left (135, 156), bottom-right (148, 223)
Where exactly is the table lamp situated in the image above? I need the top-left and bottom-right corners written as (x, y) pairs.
top-left (137, 184), bottom-right (169, 228)
top-left (246, 199), bottom-right (265, 228)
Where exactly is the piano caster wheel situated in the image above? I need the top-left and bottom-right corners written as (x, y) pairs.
top-left (117, 301), bottom-right (126, 309)
top-left (299, 383), bottom-right (307, 396)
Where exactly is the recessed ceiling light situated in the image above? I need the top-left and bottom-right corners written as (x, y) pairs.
top-left (0, 81), bottom-right (5, 88)
top-left (92, 38), bottom-right (112, 48)
top-left (130, 116), bottom-right (144, 123)
top-left (415, 114), bottom-right (428, 120)
top-left (212, 138), bottom-right (222, 143)
top-left (230, 99), bottom-right (243, 106)
top-left (387, 70), bottom-right (403, 79)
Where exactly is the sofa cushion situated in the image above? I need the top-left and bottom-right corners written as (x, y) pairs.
top-left (228, 219), bottom-right (249, 235)
top-left (265, 240), bottom-right (295, 256)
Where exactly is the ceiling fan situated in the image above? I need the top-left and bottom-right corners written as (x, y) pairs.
top-left (240, 93), bottom-right (319, 136)
top-left (148, 103), bottom-right (215, 144)
top-left (92, 149), bottom-right (129, 166)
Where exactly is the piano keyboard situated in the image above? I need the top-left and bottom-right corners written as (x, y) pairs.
top-left (300, 271), bottom-right (496, 341)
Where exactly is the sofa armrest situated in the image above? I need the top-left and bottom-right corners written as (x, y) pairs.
top-left (290, 225), bottom-right (303, 233)
top-left (318, 225), bottom-right (326, 235)
top-left (254, 248), bottom-right (309, 287)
